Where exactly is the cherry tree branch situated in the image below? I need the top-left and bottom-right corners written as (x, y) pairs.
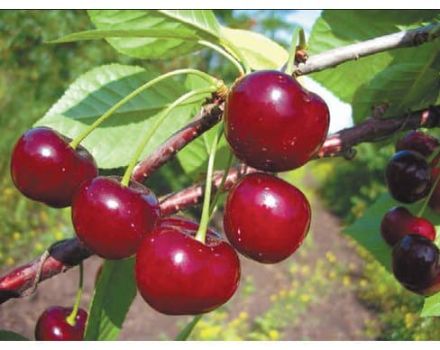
top-left (294, 23), bottom-right (440, 75)
top-left (1, 23), bottom-right (440, 304)
top-left (2, 106), bottom-right (439, 304)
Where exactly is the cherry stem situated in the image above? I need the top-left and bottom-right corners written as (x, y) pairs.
top-left (418, 148), bottom-right (440, 217)
top-left (209, 148), bottom-right (234, 217)
top-left (219, 38), bottom-right (251, 74)
top-left (175, 315), bottom-right (202, 340)
top-left (195, 125), bottom-right (223, 244)
top-left (285, 26), bottom-right (305, 75)
top-left (120, 86), bottom-right (218, 187)
top-left (69, 69), bottom-right (217, 149)
top-left (198, 40), bottom-right (245, 76)
top-left (66, 262), bottom-right (83, 327)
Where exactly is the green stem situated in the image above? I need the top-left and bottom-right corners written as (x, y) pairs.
top-left (285, 26), bottom-right (305, 75)
top-left (69, 69), bottom-right (217, 149)
top-left (219, 38), bottom-right (251, 74)
top-left (199, 40), bottom-right (245, 76)
top-left (175, 315), bottom-right (202, 341)
top-left (209, 148), bottom-right (234, 217)
top-left (66, 263), bottom-right (84, 326)
top-left (120, 86), bottom-right (217, 186)
top-left (195, 126), bottom-right (223, 244)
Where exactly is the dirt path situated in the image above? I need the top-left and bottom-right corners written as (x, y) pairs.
top-left (0, 200), bottom-right (376, 340)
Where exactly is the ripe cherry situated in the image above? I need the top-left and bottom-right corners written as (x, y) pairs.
top-left (10, 127), bottom-right (98, 208)
top-left (385, 150), bottom-right (431, 203)
top-left (428, 156), bottom-right (440, 213)
top-left (135, 216), bottom-right (240, 315)
top-left (380, 207), bottom-right (436, 246)
top-left (395, 130), bottom-right (439, 157)
top-left (34, 306), bottom-right (87, 341)
top-left (392, 234), bottom-right (440, 295)
top-left (224, 70), bottom-right (330, 172)
top-left (72, 176), bottom-right (160, 260)
top-left (223, 173), bottom-right (311, 264)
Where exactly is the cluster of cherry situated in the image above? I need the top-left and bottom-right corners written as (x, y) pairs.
top-left (10, 70), bottom-right (330, 340)
top-left (382, 130), bottom-right (440, 296)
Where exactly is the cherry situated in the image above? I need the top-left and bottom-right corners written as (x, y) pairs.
top-left (380, 207), bottom-right (436, 246)
top-left (223, 173), bottom-right (311, 264)
top-left (392, 234), bottom-right (440, 295)
top-left (428, 156), bottom-right (440, 213)
top-left (135, 216), bottom-right (240, 315)
top-left (72, 176), bottom-right (160, 260)
top-left (395, 130), bottom-right (439, 157)
top-left (224, 70), bottom-right (330, 172)
top-left (34, 306), bottom-right (87, 341)
top-left (385, 150), bottom-right (431, 203)
top-left (10, 127), bottom-right (98, 208)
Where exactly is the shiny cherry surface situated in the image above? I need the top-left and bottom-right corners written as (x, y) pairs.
top-left (395, 130), bottom-right (439, 157)
top-left (223, 173), bottom-right (311, 263)
top-left (35, 306), bottom-right (87, 341)
top-left (392, 234), bottom-right (439, 295)
top-left (224, 70), bottom-right (330, 172)
top-left (135, 216), bottom-right (240, 315)
top-left (10, 127), bottom-right (98, 208)
top-left (72, 176), bottom-right (160, 259)
top-left (380, 207), bottom-right (436, 246)
top-left (385, 150), bottom-right (431, 203)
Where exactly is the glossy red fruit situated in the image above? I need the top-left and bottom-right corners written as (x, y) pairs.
top-left (385, 150), bottom-right (431, 203)
top-left (35, 306), bottom-right (87, 341)
top-left (135, 216), bottom-right (240, 315)
top-left (395, 130), bottom-right (439, 157)
top-left (380, 207), bottom-right (436, 246)
top-left (10, 127), bottom-right (98, 208)
top-left (223, 173), bottom-right (311, 263)
top-left (224, 70), bottom-right (330, 172)
top-left (72, 176), bottom-right (160, 259)
top-left (392, 234), bottom-right (440, 295)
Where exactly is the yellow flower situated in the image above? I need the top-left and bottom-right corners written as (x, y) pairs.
top-left (239, 312), bottom-right (248, 320)
top-left (199, 325), bottom-right (222, 339)
top-left (54, 230), bottom-right (64, 240)
top-left (342, 276), bottom-right (351, 286)
top-left (34, 242), bottom-right (44, 251)
top-left (6, 257), bottom-right (15, 266)
top-left (325, 251), bottom-right (336, 263)
top-left (300, 265), bottom-right (310, 276)
top-left (268, 330), bottom-right (280, 340)
top-left (13, 232), bottom-right (21, 241)
top-left (270, 294), bottom-right (278, 302)
top-left (300, 294), bottom-right (311, 303)
top-left (404, 313), bottom-right (417, 329)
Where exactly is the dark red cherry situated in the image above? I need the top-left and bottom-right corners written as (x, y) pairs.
top-left (72, 176), bottom-right (160, 260)
top-left (135, 216), bottom-right (240, 315)
top-left (10, 127), bottom-right (98, 208)
top-left (392, 234), bottom-right (439, 295)
top-left (224, 70), bottom-right (330, 172)
top-left (380, 207), bottom-right (436, 246)
top-left (428, 156), bottom-right (440, 213)
top-left (385, 150), bottom-right (431, 203)
top-left (223, 173), bottom-right (311, 264)
top-left (35, 306), bottom-right (87, 341)
top-left (395, 130), bottom-right (439, 157)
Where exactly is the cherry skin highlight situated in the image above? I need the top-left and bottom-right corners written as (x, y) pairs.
top-left (380, 207), bottom-right (436, 246)
top-left (395, 130), bottom-right (439, 157)
top-left (72, 176), bottom-right (160, 260)
top-left (10, 127), bottom-right (98, 208)
top-left (135, 216), bottom-right (240, 315)
top-left (385, 150), bottom-right (431, 203)
top-left (224, 70), bottom-right (330, 172)
top-left (223, 173), bottom-right (311, 264)
top-left (392, 234), bottom-right (440, 295)
top-left (34, 306), bottom-right (87, 341)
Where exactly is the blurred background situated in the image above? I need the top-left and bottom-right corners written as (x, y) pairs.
top-left (0, 10), bottom-right (439, 340)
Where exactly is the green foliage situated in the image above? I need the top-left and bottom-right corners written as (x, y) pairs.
top-left (84, 258), bottom-right (137, 340)
top-left (0, 330), bottom-right (29, 341)
top-left (35, 64), bottom-right (208, 169)
top-left (308, 10), bottom-right (440, 122)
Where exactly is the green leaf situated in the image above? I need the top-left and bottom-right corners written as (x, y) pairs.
top-left (87, 10), bottom-right (221, 59)
top-left (35, 64), bottom-right (207, 169)
top-left (308, 10), bottom-right (440, 116)
top-left (84, 258), bottom-right (137, 340)
top-left (221, 27), bottom-right (288, 70)
top-left (0, 330), bottom-right (29, 341)
top-left (175, 315), bottom-right (202, 340)
top-left (352, 62), bottom-right (440, 122)
top-left (421, 293), bottom-right (440, 317)
top-left (344, 192), bottom-right (440, 271)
